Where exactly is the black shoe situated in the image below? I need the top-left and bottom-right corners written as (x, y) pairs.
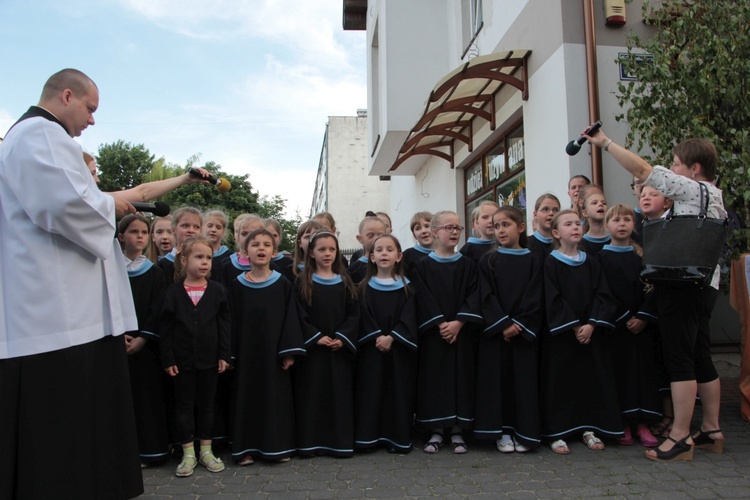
top-left (645, 434), bottom-right (693, 462)
top-left (693, 429), bottom-right (724, 454)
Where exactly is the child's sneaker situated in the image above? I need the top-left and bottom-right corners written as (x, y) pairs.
top-left (175, 455), bottom-right (197, 477)
top-left (199, 451), bottom-right (225, 473)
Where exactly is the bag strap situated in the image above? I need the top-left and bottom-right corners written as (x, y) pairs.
top-left (697, 181), bottom-right (709, 218)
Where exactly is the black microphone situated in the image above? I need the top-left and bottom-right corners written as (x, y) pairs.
top-left (566, 120), bottom-right (602, 156)
top-left (131, 201), bottom-right (170, 216)
top-left (188, 168), bottom-right (231, 193)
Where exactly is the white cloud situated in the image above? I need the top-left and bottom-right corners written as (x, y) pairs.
top-left (110, 0), bottom-right (367, 219)
top-left (119, 0), bottom-right (362, 70)
top-left (236, 55), bottom-right (366, 133)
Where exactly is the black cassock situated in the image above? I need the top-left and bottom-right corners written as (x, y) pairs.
top-left (475, 248), bottom-right (544, 448)
top-left (230, 272), bottom-right (306, 461)
top-left (127, 260), bottom-right (169, 463)
top-left (412, 253), bottom-right (482, 431)
top-left (540, 250), bottom-right (623, 440)
top-left (459, 238), bottom-right (494, 264)
top-left (213, 252), bottom-right (249, 440)
top-left (528, 231), bottom-right (554, 261)
top-left (401, 244), bottom-right (431, 280)
top-left (217, 252), bottom-right (250, 291)
top-left (596, 246), bottom-right (661, 423)
top-left (581, 233), bottom-right (611, 256)
top-left (294, 274), bottom-right (359, 457)
top-left (271, 253), bottom-right (295, 283)
top-left (157, 253), bottom-right (177, 284)
top-left (355, 278), bottom-right (418, 452)
top-left (347, 256), bottom-right (369, 284)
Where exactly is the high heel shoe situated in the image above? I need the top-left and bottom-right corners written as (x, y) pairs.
top-left (645, 434), bottom-right (693, 462)
top-left (693, 429), bottom-right (724, 454)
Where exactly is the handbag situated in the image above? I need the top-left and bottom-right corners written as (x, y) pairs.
top-left (640, 182), bottom-right (728, 288)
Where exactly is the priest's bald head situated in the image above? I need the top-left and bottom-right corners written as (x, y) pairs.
top-left (38, 69), bottom-right (99, 138)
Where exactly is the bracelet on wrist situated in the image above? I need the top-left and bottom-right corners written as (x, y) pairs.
top-left (604, 139), bottom-right (613, 151)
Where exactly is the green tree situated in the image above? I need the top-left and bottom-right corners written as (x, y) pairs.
top-left (161, 160), bottom-right (261, 221)
top-left (159, 158), bottom-right (300, 252)
top-left (617, 0), bottom-right (750, 243)
top-left (257, 194), bottom-right (303, 253)
top-left (96, 140), bottom-right (156, 192)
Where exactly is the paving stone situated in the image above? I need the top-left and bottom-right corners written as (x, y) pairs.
top-left (309, 490), bottom-right (337, 500)
top-left (140, 377), bottom-right (750, 499)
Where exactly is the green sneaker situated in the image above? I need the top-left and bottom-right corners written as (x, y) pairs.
top-left (199, 451), bottom-right (225, 473)
top-left (175, 455), bottom-right (196, 477)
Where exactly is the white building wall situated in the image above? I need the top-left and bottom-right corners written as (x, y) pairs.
top-left (524, 44), bottom-right (577, 222)
top-left (368, 0), bottom-right (654, 246)
top-left (319, 115), bottom-right (391, 251)
top-left (389, 160), bottom-right (462, 249)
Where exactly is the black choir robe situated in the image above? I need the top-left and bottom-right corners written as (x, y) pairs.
top-left (597, 245), bottom-right (661, 422)
top-left (217, 252), bottom-right (250, 292)
top-left (581, 233), bottom-right (611, 256)
top-left (412, 252), bottom-right (483, 431)
top-left (355, 277), bottom-right (418, 452)
top-left (347, 256), bottom-right (369, 284)
top-left (294, 274), bottom-right (359, 457)
top-left (459, 237), bottom-right (495, 264)
top-left (213, 245), bottom-right (232, 269)
top-left (401, 244), bottom-right (431, 280)
top-left (540, 250), bottom-right (623, 440)
top-left (528, 231), bottom-right (554, 261)
top-left (230, 272), bottom-right (306, 461)
top-left (475, 248), bottom-right (544, 448)
top-left (271, 253), bottom-right (295, 283)
top-left (126, 260), bottom-right (169, 463)
top-left (157, 252), bottom-right (177, 285)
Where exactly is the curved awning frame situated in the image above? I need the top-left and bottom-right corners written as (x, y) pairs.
top-left (391, 50), bottom-right (531, 172)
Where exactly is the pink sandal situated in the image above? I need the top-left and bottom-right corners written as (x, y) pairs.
top-left (618, 426), bottom-right (634, 446)
top-left (637, 425), bottom-right (659, 448)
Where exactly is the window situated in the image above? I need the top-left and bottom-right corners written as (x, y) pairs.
top-left (464, 122), bottom-right (527, 218)
top-left (461, 0), bottom-right (484, 59)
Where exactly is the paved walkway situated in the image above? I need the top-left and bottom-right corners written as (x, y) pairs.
top-left (141, 371), bottom-right (750, 498)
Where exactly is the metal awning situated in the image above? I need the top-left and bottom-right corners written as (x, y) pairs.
top-left (390, 50), bottom-right (531, 172)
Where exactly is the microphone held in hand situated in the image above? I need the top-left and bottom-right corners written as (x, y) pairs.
top-left (132, 201), bottom-right (170, 216)
top-left (188, 168), bottom-right (232, 193)
top-left (566, 120), bottom-right (603, 156)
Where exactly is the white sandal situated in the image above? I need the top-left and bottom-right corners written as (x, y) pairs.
top-left (582, 431), bottom-right (605, 451)
top-left (497, 436), bottom-right (514, 453)
top-left (550, 439), bottom-right (570, 455)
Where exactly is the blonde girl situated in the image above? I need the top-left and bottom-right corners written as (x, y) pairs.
top-left (540, 210), bottom-right (621, 454)
top-left (159, 207), bottom-right (202, 283)
top-left (598, 204), bottom-right (661, 448)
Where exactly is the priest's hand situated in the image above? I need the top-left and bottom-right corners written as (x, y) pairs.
top-left (165, 365), bottom-right (179, 376)
top-left (218, 359), bottom-right (229, 373)
top-left (110, 192), bottom-right (136, 217)
top-left (281, 357), bottom-right (294, 370)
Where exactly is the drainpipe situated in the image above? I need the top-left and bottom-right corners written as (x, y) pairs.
top-left (583, 0), bottom-right (603, 186)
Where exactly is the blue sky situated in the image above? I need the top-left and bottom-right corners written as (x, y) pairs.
top-left (0, 0), bottom-right (367, 217)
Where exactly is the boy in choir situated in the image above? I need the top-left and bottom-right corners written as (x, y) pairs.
top-left (347, 215), bottom-right (388, 284)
